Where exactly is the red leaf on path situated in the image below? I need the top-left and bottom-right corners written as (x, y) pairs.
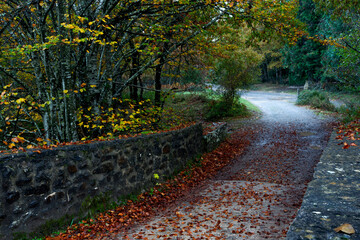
top-left (215, 220), bottom-right (221, 228)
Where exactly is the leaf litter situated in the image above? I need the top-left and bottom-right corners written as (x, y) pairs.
top-left (48, 119), bottom-right (333, 240)
top-left (47, 126), bottom-right (252, 240)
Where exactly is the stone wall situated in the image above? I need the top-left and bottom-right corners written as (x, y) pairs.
top-left (203, 122), bottom-right (228, 152)
top-left (0, 124), bottom-right (204, 239)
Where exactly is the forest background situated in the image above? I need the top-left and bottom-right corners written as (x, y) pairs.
top-left (0, 0), bottom-right (359, 152)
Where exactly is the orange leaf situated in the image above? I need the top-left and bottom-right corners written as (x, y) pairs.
top-left (8, 143), bottom-right (15, 149)
top-left (334, 223), bottom-right (355, 235)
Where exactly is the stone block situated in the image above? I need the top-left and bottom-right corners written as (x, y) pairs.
top-left (67, 165), bottom-right (78, 174)
top-left (162, 145), bottom-right (171, 154)
top-left (24, 184), bottom-right (50, 196)
top-left (15, 177), bottom-right (32, 187)
top-left (6, 192), bottom-right (20, 204)
top-left (93, 161), bottom-right (114, 174)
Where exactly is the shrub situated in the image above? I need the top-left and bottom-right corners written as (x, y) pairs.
top-left (297, 90), bottom-right (336, 111)
top-left (212, 55), bottom-right (261, 109)
top-left (205, 99), bottom-right (249, 120)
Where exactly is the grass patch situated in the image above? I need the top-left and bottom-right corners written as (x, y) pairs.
top-left (297, 90), bottom-right (336, 111)
top-left (239, 97), bottom-right (260, 113)
top-left (165, 91), bottom-right (259, 122)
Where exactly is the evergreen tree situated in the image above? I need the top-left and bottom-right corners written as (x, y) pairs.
top-left (283, 0), bottom-right (326, 86)
top-left (315, 2), bottom-right (360, 92)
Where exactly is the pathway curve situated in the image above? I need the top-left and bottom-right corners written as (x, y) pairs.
top-left (116, 91), bottom-right (334, 239)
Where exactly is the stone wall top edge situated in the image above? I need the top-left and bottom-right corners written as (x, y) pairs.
top-left (0, 123), bottom-right (202, 162)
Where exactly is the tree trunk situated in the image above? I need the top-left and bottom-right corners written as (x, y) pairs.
top-left (155, 63), bottom-right (162, 106)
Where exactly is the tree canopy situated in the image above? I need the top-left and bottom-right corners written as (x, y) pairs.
top-left (279, 0), bottom-right (360, 91)
top-left (0, 0), bottom-right (304, 150)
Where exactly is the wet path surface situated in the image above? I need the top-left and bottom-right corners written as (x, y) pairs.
top-left (116, 91), bottom-right (334, 239)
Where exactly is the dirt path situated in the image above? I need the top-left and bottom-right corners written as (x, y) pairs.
top-left (116, 91), bottom-right (334, 239)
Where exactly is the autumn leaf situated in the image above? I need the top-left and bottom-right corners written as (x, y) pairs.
top-left (11, 136), bottom-right (25, 143)
top-left (343, 143), bottom-right (350, 149)
top-left (15, 98), bottom-right (26, 104)
top-left (334, 223), bottom-right (355, 235)
top-left (8, 143), bottom-right (15, 149)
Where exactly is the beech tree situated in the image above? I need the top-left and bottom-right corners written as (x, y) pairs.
top-left (0, 0), bottom-right (303, 150)
top-left (204, 22), bottom-right (263, 106)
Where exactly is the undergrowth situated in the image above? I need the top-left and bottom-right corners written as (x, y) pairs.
top-left (165, 92), bottom-right (210, 122)
top-left (338, 101), bottom-right (360, 124)
top-left (13, 214), bottom-right (74, 240)
top-left (12, 190), bottom-right (143, 240)
top-left (297, 90), bottom-right (336, 111)
top-left (166, 92), bottom-right (253, 122)
top-left (205, 100), bottom-right (249, 121)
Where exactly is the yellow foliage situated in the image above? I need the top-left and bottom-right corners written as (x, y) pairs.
top-left (15, 98), bottom-right (26, 104)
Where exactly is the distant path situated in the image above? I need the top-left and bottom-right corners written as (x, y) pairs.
top-left (243, 91), bottom-right (311, 123)
top-left (115, 91), bottom-right (334, 239)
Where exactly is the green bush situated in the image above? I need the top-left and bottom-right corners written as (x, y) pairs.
top-left (297, 90), bottom-right (336, 111)
top-left (205, 99), bottom-right (249, 120)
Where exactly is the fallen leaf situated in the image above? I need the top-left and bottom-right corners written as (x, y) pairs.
top-left (334, 223), bottom-right (355, 235)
